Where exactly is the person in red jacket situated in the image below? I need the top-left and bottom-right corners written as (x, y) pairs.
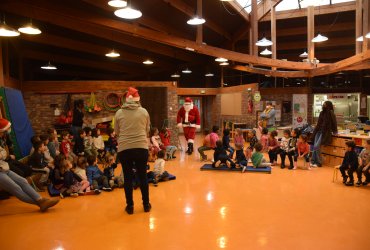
top-left (177, 97), bottom-right (201, 155)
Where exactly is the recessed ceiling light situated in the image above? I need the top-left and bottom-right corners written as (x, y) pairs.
top-left (143, 59), bottom-right (153, 65)
top-left (187, 17), bottom-right (206, 25)
top-left (182, 68), bottom-right (192, 73)
top-left (105, 50), bottom-right (120, 57)
top-left (108, 0), bottom-right (127, 8)
top-left (41, 61), bottom-right (57, 70)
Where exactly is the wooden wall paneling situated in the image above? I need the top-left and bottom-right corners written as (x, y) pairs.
top-left (137, 87), bottom-right (167, 129)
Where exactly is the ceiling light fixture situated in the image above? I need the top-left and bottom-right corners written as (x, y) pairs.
top-left (171, 72), bottom-right (180, 78)
top-left (356, 36), bottom-right (364, 42)
top-left (143, 59), bottom-right (153, 65)
top-left (256, 37), bottom-right (273, 47)
top-left (205, 73), bottom-right (214, 77)
top-left (41, 61), bottom-right (57, 70)
top-left (18, 21), bottom-right (41, 35)
top-left (312, 33), bottom-right (328, 43)
top-left (187, 16), bottom-right (206, 25)
top-left (299, 51), bottom-right (308, 58)
top-left (220, 62), bottom-right (229, 66)
top-left (182, 68), bottom-right (192, 73)
top-left (114, 1), bottom-right (142, 19)
top-left (215, 57), bottom-right (228, 62)
top-left (0, 20), bottom-right (20, 37)
top-left (260, 48), bottom-right (272, 55)
top-left (108, 0), bottom-right (127, 8)
top-left (185, 47), bottom-right (195, 51)
top-left (105, 49), bottom-right (120, 58)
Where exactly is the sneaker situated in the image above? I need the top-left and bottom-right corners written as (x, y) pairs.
top-left (94, 189), bottom-right (101, 194)
top-left (102, 187), bottom-right (112, 192)
top-left (37, 197), bottom-right (60, 212)
top-left (310, 163), bottom-right (316, 167)
top-left (70, 192), bottom-right (79, 198)
top-left (288, 165), bottom-right (294, 170)
top-left (242, 166), bottom-right (247, 173)
top-left (144, 203), bottom-right (152, 212)
top-left (342, 176), bottom-right (348, 184)
top-left (281, 164), bottom-right (285, 169)
top-left (125, 205), bottom-right (134, 215)
top-left (345, 181), bottom-right (354, 186)
top-left (59, 193), bottom-right (64, 199)
top-left (355, 181), bottom-right (362, 186)
top-left (362, 181), bottom-right (368, 186)
top-left (172, 155), bottom-right (176, 159)
top-left (153, 179), bottom-right (158, 187)
top-left (293, 167), bottom-right (297, 170)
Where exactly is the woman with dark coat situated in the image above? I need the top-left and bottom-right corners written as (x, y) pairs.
top-left (311, 100), bottom-right (338, 167)
top-left (71, 99), bottom-right (85, 140)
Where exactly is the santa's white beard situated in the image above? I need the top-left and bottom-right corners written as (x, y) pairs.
top-left (184, 103), bottom-right (193, 112)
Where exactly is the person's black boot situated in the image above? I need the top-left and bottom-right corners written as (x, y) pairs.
top-left (144, 203), bottom-right (152, 212)
top-left (125, 205), bottom-right (134, 215)
top-left (186, 143), bottom-right (191, 154)
top-left (188, 143), bottom-right (193, 155)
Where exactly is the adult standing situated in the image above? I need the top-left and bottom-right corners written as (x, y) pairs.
top-left (115, 87), bottom-right (151, 214)
top-left (177, 97), bottom-right (201, 155)
top-left (311, 100), bottom-right (338, 167)
top-left (0, 118), bottom-right (60, 212)
top-left (259, 102), bottom-right (276, 128)
top-left (71, 99), bottom-right (85, 140)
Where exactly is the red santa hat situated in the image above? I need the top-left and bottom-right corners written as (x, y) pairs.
top-left (126, 87), bottom-right (140, 102)
top-left (184, 97), bottom-right (192, 104)
top-left (0, 118), bottom-right (11, 132)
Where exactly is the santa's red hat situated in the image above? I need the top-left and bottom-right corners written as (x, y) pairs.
top-left (184, 97), bottom-right (192, 104)
top-left (0, 118), bottom-right (11, 132)
top-left (126, 87), bottom-right (140, 102)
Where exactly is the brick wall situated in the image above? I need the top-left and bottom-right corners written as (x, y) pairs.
top-left (167, 88), bottom-right (179, 145)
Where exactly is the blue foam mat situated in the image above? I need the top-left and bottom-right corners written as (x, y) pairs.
top-left (200, 164), bottom-right (271, 174)
top-left (148, 173), bottom-right (176, 183)
top-left (48, 184), bottom-right (61, 197)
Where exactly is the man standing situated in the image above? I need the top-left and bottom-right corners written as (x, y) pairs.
top-left (177, 97), bottom-right (201, 155)
top-left (260, 102), bottom-right (276, 128)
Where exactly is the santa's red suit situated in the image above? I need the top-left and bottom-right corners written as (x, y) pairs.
top-left (177, 97), bottom-right (201, 155)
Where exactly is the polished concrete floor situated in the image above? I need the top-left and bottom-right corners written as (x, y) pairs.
top-left (0, 136), bottom-right (369, 250)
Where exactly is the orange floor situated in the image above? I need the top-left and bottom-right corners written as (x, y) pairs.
top-left (0, 136), bottom-right (369, 250)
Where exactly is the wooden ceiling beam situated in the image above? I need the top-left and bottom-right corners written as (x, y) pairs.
top-left (32, 68), bottom-right (125, 80)
top-left (225, 1), bottom-right (250, 22)
top-left (163, 0), bottom-right (232, 40)
top-left (0, 1), bottom-right (199, 63)
top-left (310, 50), bottom-right (370, 76)
top-left (257, 0), bottom-right (282, 21)
top-left (22, 50), bottom-right (145, 75)
top-left (263, 1), bottom-right (356, 21)
top-left (80, 0), bottom-right (191, 39)
top-left (230, 65), bottom-right (309, 78)
top-left (20, 33), bottom-right (173, 69)
top-left (1, 1), bottom-right (316, 70)
top-left (343, 61), bottom-right (370, 71)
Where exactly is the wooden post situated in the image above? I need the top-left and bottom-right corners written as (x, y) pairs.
top-left (356, 0), bottom-right (363, 54)
top-left (271, 0), bottom-right (277, 70)
top-left (251, 0), bottom-right (258, 56)
top-left (363, 0), bottom-right (369, 52)
top-left (0, 41), bottom-right (4, 86)
top-left (196, 0), bottom-right (203, 44)
top-left (307, 6), bottom-right (315, 62)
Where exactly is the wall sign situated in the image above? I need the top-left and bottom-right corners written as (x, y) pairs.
top-left (292, 94), bottom-right (307, 128)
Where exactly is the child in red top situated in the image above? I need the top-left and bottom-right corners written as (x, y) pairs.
top-left (296, 134), bottom-right (311, 170)
top-left (260, 128), bottom-right (269, 152)
top-left (159, 128), bottom-right (177, 160)
top-left (267, 130), bottom-right (279, 166)
top-left (60, 131), bottom-right (76, 163)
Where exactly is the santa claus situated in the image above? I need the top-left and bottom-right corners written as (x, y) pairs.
top-left (177, 97), bottom-right (201, 155)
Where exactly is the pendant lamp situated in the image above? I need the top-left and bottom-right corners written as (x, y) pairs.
top-left (108, 0), bottom-right (127, 8)
top-left (143, 59), bottom-right (153, 65)
top-left (41, 61), bottom-right (57, 70)
top-left (299, 51), bottom-right (308, 58)
top-left (171, 72), bottom-right (180, 78)
top-left (356, 36), bottom-right (363, 42)
top-left (18, 20), bottom-right (41, 35)
top-left (114, 1), bottom-right (142, 19)
top-left (105, 49), bottom-right (120, 58)
top-left (256, 37), bottom-right (273, 47)
top-left (182, 68), bottom-right (192, 74)
top-left (0, 20), bottom-right (20, 37)
top-left (215, 57), bottom-right (228, 62)
top-left (312, 33), bottom-right (328, 43)
top-left (260, 48), bottom-right (272, 55)
top-left (187, 16), bottom-right (206, 25)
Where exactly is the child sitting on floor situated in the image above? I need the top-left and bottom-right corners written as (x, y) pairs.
top-left (74, 156), bottom-right (100, 194)
top-left (260, 128), bottom-right (269, 152)
top-left (148, 150), bottom-right (169, 187)
top-left (73, 129), bottom-right (86, 157)
top-left (212, 140), bottom-right (236, 169)
top-left (159, 128), bottom-right (177, 160)
top-left (84, 127), bottom-right (97, 157)
top-left (222, 129), bottom-right (234, 158)
top-left (268, 130), bottom-right (279, 166)
top-left (60, 159), bottom-right (90, 198)
top-left (357, 139), bottom-right (370, 186)
top-left (247, 142), bottom-right (271, 172)
top-left (296, 134), bottom-right (311, 170)
top-left (149, 127), bottom-right (161, 162)
top-left (47, 128), bottom-right (60, 159)
top-left (60, 131), bottom-right (76, 163)
top-left (29, 140), bottom-right (51, 191)
top-left (86, 154), bottom-right (112, 192)
top-left (106, 127), bottom-right (118, 156)
top-left (246, 129), bottom-right (258, 159)
top-left (103, 154), bottom-right (123, 188)
top-left (92, 128), bottom-right (106, 162)
top-left (339, 140), bottom-right (359, 186)
top-left (40, 134), bottom-right (54, 168)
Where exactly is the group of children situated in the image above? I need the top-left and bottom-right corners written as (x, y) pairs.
top-left (149, 127), bottom-right (177, 161)
top-left (198, 126), bottom-right (312, 172)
